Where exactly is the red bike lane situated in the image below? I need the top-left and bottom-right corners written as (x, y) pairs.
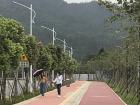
top-left (18, 81), bottom-right (86, 105)
top-left (79, 82), bottom-right (126, 105)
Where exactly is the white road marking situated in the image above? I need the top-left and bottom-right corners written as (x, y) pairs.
top-left (91, 95), bottom-right (110, 98)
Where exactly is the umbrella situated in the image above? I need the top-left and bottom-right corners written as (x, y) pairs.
top-left (33, 69), bottom-right (44, 77)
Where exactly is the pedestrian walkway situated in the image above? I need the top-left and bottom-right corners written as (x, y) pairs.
top-left (14, 81), bottom-right (127, 105)
top-left (79, 82), bottom-right (127, 105)
top-left (14, 81), bottom-right (89, 105)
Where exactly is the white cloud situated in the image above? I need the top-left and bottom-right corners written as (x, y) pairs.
top-left (63, 0), bottom-right (94, 3)
top-left (104, 0), bottom-right (118, 3)
top-left (64, 0), bottom-right (118, 4)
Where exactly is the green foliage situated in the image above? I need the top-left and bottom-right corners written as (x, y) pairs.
top-left (0, 53), bottom-right (10, 72)
top-left (37, 43), bottom-right (79, 75)
top-left (84, 1), bottom-right (140, 104)
top-left (0, 16), bottom-right (78, 104)
top-left (37, 45), bottom-right (53, 71)
top-left (0, 17), bottom-right (24, 72)
top-left (0, 17), bottom-right (25, 43)
top-left (24, 35), bottom-right (40, 66)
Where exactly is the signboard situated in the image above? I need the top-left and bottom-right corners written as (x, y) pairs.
top-left (20, 54), bottom-right (28, 61)
top-left (20, 61), bottom-right (29, 68)
top-left (19, 61), bottom-right (29, 79)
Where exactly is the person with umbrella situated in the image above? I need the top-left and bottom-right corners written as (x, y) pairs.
top-left (33, 69), bottom-right (47, 96)
top-left (39, 74), bottom-right (47, 96)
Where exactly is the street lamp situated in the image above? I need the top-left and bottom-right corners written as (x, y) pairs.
top-left (12, 1), bottom-right (36, 35)
top-left (55, 38), bottom-right (73, 59)
top-left (12, 1), bottom-right (36, 93)
top-left (65, 45), bottom-right (73, 60)
top-left (52, 37), bottom-right (67, 80)
top-left (41, 26), bottom-right (57, 80)
top-left (71, 47), bottom-right (73, 59)
top-left (41, 26), bottom-right (56, 45)
top-left (53, 37), bottom-right (73, 81)
top-left (55, 37), bottom-right (66, 52)
top-left (137, 24), bottom-right (140, 103)
top-left (41, 25), bottom-right (73, 57)
top-left (64, 39), bottom-right (66, 53)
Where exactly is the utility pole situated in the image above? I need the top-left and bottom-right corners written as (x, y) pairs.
top-left (125, 42), bottom-right (129, 94)
top-left (12, 1), bottom-right (36, 93)
top-left (71, 47), bottom-right (73, 60)
top-left (29, 4), bottom-right (33, 93)
top-left (138, 24), bottom-right (140, 104)
top-left (64, 39), bottom-right (66, 52)
top-left (41, 26), bottom-right (56, 46)
top-left (52, 27), bottom-right (55, 45)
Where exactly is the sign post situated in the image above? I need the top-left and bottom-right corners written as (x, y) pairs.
top-left (20, 54), bottom-right (29, 79)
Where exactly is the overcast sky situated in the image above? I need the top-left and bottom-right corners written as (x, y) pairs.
top-left (64, 0), bottom-right (117, 3)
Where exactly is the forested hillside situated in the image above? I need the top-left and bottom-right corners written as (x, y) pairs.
top-left (0, 0), bottom-right (121, 60)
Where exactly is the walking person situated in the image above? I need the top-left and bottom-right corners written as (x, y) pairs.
top-left (53, 72), bottom-right (63, 97)
top-left (45, 74), bottom-right (48, 92)
top-left (39, 74), bottom-right (47, 96)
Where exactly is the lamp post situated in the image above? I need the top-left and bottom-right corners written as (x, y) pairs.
top-left (55, 37), bottom-right (73, 80)
top-left (68, 50), bottom-right (71, 57)
top-left (71, 47), bottom-right (73, 59)
top-left (41, 26), bottom-right (56, 45)
top-left (65, 45), bottom-right (73, 60)
top-left (55, 37), bottom-right (66, 53)
top-left (64, 39), bottom-right (66, 52)
top-left (137, 24), bottom-right (140, 103)
top-left (12, 1), bottom-right (36, 93)
top-left (41, 26), bottom-right (57, 80)
top-left (54, 37), bottom-right (66, 80)
top-left (41, 25), bottom-right (73, 56)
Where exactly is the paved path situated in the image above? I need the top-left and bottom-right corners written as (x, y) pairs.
top-left (79, 82), bottom-right (126, 105)
top-left (14, 81), bottom-right (89, 105)
top-left (14, 81), bottom-right (127, 105)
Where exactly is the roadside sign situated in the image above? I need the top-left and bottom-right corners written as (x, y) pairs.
top-left (20, 54), bottom-right (28, 61)
top-left (19, 61), bottom-right (29, 79)
top-left (19, 61), bottom-right (29, 68)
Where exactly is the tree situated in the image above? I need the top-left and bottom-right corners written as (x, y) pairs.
top-left (0, 17), bottom-right (24, 100)
top-left (90, 1), bottom-right (140, 103)
top-left (37, 45), bottom-right (53, 72)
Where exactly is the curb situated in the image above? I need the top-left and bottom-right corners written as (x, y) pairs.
top-left (13, 89), bottom-right (56, 105)
top-left (13, 95), bottom-right (40, 105)
top-left (106, 83), bottom-right (127, 105)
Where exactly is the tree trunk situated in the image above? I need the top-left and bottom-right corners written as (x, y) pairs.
top-left (25, 76), bottom-right (29, 92)
top-left (138, 60), bottom-right (140, 104)
top-left (78, 74), bottom-right (80, 80)
top-left (88, 74), bottom-right (89, 81)
top-left (126, 68), bottom-right (129, 94)
top-left (1, 70), bottom-right (6, 101)
top-left (0, 80), bottom-right (1, 100)
top-left (137, 23), bottom-right (140, 105)
top-left (14, 71), bottom-right (18, 96)
top-left (0, 70), bottom-right (3, 100)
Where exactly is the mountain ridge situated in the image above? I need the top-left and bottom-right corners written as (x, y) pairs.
top-left (0, 0), bottom-right (120, 60)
